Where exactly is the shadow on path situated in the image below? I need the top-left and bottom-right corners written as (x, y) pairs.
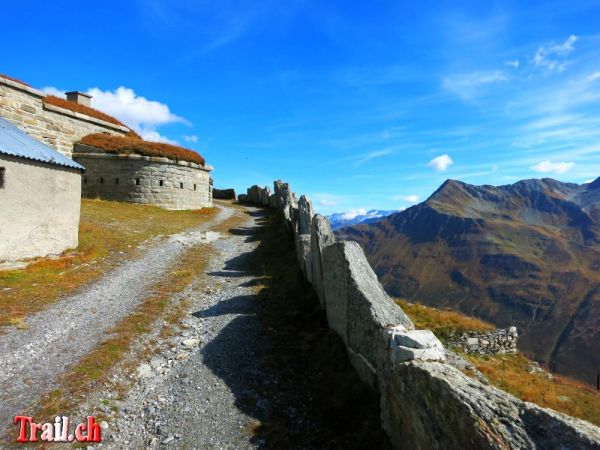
top-left (193, 209), bottom-right (392, 449)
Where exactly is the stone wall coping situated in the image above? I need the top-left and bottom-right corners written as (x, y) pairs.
top-left (0, 77), bottom-right (46, 98)
top-left (72, 149), bottom-right (213, 172)
top-left (0, 78), bottom-right (130, 133)
top-left (42, 103), bottom-right (131, 133)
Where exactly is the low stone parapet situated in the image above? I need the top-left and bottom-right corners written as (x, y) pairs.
top-left (240, 180), bottom-right (600, 449)
top-left (447, 326), bottom-right (518, 355)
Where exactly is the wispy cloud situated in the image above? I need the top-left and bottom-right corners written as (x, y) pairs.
top-left (532, 34), bottom-right (578, 73)
top-left (505, 60), bottom-right (520, 68)
top-left (393, 194), bottom-right (420, 203)
top-left (442, 70), bottom-right (507, 101)
top-left (183, 135), bottom-right (199, 143)
top-left (427, 154), bottom-right (454, 172)
top-left (352, 148), bottom-right (395, 166)
top-left (530, 160), bottom-right (575, 174)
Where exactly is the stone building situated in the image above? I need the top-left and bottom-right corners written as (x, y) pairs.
top-left (0, 73), bottom-right (214, 211)
top-left (0, 116), bottom-right (84, 262)
top-left (0, 75), bottom-right (131, 157)
top-left (73, 136), bottom-right (213, 210)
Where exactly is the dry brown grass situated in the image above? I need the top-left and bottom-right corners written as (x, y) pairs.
top-left (79, 133), bottom-right (206, 165)
top-left (43, 95), bottom-right (128, 128)
top-left (396, 298), bottom-right (495, 340)
top-left (0, 199), bottom-right (217, 328)
top-left (36, 241), bottom-right (215, 419)
top-left (396, 298), bottom-right (600, 426)
top-left (0, 74), bottom-right (31, 87)
top-left (468, 353), bottom-right (600, 426)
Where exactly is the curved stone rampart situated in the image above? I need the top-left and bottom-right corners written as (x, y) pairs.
top-left (73, 144), bottom-right (212, 210)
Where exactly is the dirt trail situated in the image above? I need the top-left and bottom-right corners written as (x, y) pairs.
top-left (0, 205), bottom-right (233, 437)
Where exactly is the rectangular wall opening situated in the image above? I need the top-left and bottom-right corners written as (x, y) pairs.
top-left (180, 182), bottom-right (184, 189)
top-left (115, 178), bottom-right (119, 185)
top-left (159, 180), bottom-right (164, 187)
top-left (194, 184), bottom-right (197, 191)
top-left (83, 177), bottom-right (87, 185)
top-left (100, 177), bottom-right (104, 184)
top-left (0, 167), bottom-right (5, 189)
top-left (136, 178), bottom-right (140, 185)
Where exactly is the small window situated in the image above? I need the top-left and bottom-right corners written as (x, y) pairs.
top-left (0, 167), bottom-right (5, 189)
top-left (180, 182), bottom-right (184, 189)
top-left (83, 177), bottom-right (87, 185)
top-left (100, 177), bottom-right (104, 185)
top-left (194, 184), bottom-right (197, 191)
top-left (136, 178), bottom-right (140, 185)
top-left (115, 178), bottom-right (119, 185)
top-left (159, 180), bottom-right (164, 187)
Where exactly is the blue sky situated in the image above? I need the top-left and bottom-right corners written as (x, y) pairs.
top-left (3, 1), bottom-right (600, 214)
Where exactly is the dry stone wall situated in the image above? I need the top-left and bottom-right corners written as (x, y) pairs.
top-left (448, 326), bottom-right (518, 355)
top-left (242, 179), bottom-right (600, 449)
top-left (73, 145), bottom-right (212, 210)
top-left (0, 78), bottom-right (130, 158)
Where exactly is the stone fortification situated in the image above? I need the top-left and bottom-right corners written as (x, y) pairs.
top-left (0, 77), bottom-right (130, 158)
top-left (73, 144), bottom-right (213, 210)
top-left (213, 188), bottom-right (237, 200)
top-left (241, 181), bottom-right (600, 450)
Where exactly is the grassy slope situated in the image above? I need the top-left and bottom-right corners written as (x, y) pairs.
top-left (0, 199), bottom-right (217, 328)
top-left (397, 298), bottom-right (600, 427)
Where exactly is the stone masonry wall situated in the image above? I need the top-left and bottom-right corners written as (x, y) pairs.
top-left (0, 77), bottom-right (130, 158)
top-left (241, 182), bottom-right (600, 450)
top-left (74, 145), bottom-right (212, 210)
top-left (447, 326), bottom-right (518, 355)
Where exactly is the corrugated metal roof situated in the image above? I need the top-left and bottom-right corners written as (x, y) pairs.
top-left (0, 116), bottom-right (84, 171)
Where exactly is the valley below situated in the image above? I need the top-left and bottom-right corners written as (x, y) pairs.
top-left (341, 177), bottom-right (600, 385)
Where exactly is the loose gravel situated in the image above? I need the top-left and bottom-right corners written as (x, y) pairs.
top-left (0, 206), bottom-right (233, 440)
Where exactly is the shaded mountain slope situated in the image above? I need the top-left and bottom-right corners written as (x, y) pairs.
top-left (340, 177), bottom-right (600, 384)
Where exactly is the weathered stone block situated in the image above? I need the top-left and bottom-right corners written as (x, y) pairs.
top-left (310, 214), bottom-right (336, 307)
top-left (322, 242), bottom-right (414, 386)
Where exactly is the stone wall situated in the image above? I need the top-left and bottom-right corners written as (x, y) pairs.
top-left (242, 179), bottom-right (600, 449)
top-left (0, 77), bottom-right (130, 158)
top-left (447, 327), bottom-right (518, 355)
top-left (73, 145), bottom-right (213, 210)
top-left (0, 154), bottom-right (82, 262)
top-left (213, 188), bottom-right (237, 200)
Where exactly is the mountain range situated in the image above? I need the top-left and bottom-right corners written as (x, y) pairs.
top-left (327, 209), bottom-right (399, 230)
top-left (339, 177), bottom-right (600, 385)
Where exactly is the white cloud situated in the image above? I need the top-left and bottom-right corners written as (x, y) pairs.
top-left (393, 194), bottom-right (419, 203)
top-left (41, 86), bottom-right (65, 97)
top-left (532, 35), bottom-right (578, 73)
top-left (587, 72), bottom-right (600, 82)
top-left (138, 129), bottom-right (178, 145)
top-left (87, 87), bottom-right (188, 131)
top-left (427, 154), bottom-right (454, 172)
top-left (505, 60), bottom-right (520, 68)
top-left (442, 70), bottom-right (507, 100)
top-left (183, 134), bottom-right (199, 143)
top-left (530, 160), bottom-right (575, 174)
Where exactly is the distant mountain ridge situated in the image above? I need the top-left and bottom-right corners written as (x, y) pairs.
top-left (327, 209), bottom-right (399, 230)
top-left (339, 177), bottom-right (600, 385)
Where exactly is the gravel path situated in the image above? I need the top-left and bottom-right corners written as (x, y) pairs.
top-left (97, 205), bottom-right (390, 449)
top-left (0, 205), bottom-right (233, 438)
